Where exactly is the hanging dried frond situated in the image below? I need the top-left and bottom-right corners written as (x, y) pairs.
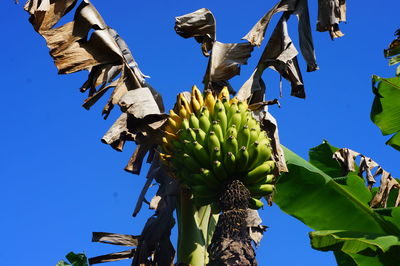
top-left (175, 8), bottom-right (216, 56)
top-left (333, 148), bottom-right (400, 208)
top-left (208, 41), bottom-right (254, 82)
top-left (317, 0), bottom-right (347, 39)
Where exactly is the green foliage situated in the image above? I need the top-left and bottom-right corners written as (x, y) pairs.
top-left (274, 142), bottom-right (400, 265)
top-left (310, 230), bottom-right (400, 265)
top-left (371, 75), bottom-right (400, 150)
top-left (56, 252), bottom-right (88, 266)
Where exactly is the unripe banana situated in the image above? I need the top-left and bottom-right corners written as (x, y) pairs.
top-left (244, 161), bottom-right (275, 185)
top-left (236, 146), bottom-right (249, 169)
top-left (199, 112), bottom-right (211, 133)
top-left (187, 128), bottom-right (197, 142)
top-left (213, 100), bottom-right (228, 133)
top-left (211, 121), bottom-right (224, 143)
top-left (227, 102), bottom-right (239, 120)
top-left (248, 183), bottom-right (274, 197)
top-left (191, 184), bottom-right (216, 198)
top-left (237, 125), bottom-right (251, 149)
top-left (223, 152), bottom-right (236, 174)
top-left (249, 197), bottom-right (264, 209)
top-left (225, 125), bottom-right (238, 140)
top-left (162, 86), bottom-right (275, 207)
top-left (223, 135), bottom-right (238, 156)
top-left (228, 110), bottom-right (242, 129)
top-left (192, 141), bottom-right (210, 167)
top-left (248, 140), bottom-right (273, 171)
top-left (249, 128), bottom-right (260, 144)
top-left (200, 168), bottom-right (221, 188)
top-left (181, 153), bottom-right (202, 171)
top-left (193, 128), bottom-right (206, 146)
top-left (212, 160), bottom-right (228, 181)
top-left (208, 131), bottom-right (221, 155)
top-left (189, 113), bottom-right (200, 128)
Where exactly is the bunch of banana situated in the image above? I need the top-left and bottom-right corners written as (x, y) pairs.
top-left (160, 86), bottom-right (275, 209)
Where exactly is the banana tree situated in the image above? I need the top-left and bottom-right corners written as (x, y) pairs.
top-left (21, 0), bottom-right (350, 265)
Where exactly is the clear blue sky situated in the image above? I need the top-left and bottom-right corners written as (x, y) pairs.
top-left (1, 1), bottom-right (400, 265)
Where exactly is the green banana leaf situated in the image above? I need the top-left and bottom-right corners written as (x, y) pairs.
top-left (56, 252), bottom-right (88, 266)
top-left (274, 146), bottom-right (392, 234)
top-left (310, 230), bottom-right (400, 265)
top-left (371, 75), bottom-right (400, 151)
top-left (274, 144), bottom-right (400, 265)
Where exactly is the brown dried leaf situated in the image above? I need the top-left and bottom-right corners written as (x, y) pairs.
top-left (333, 148), bottom-right (360, 174)
top-left (92, 232), bottom-right (139, 247)
top-left (119, 87), bottom-right (162, 119)
top-left (124, 144), bottom-right (153, 175)
top-left (263, 14), bottom-right (305, 98)
top-left (89, 249), bottom-right (135, 264)
top-left (370, 168), bottom-right (400, 208)
top-left (243, 0), bottom-right (318, 72)
top-left (239, 0), bottom-right (318, 101)
top-left (236, 69), bottom-right (265, 103)
top-left (257, 107), bottom-right (288, 173)
top-left (243, 0), bottom-right (296, 46)
top-left (333, 147), bottom-right (400, 208)
top-left (209, 41), bottom-right (254, 82)
top-left (101, 113), bottom-right (129, 152)
top-left (246, 209), bottom-right (267, 246)
top-left (175, 8), bottom-right (216, 56)
top-left (24, 0), bottom-right (78, 32)
top-left (317, 0), bottom-right (347, 39)
top-left (359, 156), bottom-right (379, 186)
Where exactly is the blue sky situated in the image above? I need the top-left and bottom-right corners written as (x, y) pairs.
top-left (1, 0), bottom-right (400, 265)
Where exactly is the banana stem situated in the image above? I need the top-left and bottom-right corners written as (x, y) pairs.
top-left (177, 187), bottom-right (215, 265)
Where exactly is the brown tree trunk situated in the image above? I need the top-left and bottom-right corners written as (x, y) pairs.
top-left (207, 179), bottom-right (257, 266)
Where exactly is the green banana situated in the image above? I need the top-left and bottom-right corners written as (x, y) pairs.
top-left (244, 161), bottom-right (275, 185)
top-left (223, 135), bottom-right (238, 156)
top-left (249, 197), bottom-right (264, 209)
top-left (200, 168), bottom-right (221, 188)
top-left (236, 146), bottom-right (249, 170)
top-left (248, 183), bottom-right (274, 197)
top-left (237, 124), bottom-right (250, 148)
top-left (192, 141), bottom-right (210, 167)
top-left (225, 125), bottom-right (237, 140)
top-left (162, 90), bottom-right (276, 207)
top-left (228, 110), bottom-right (242, 129)
top-left (212, 160), bottom-right (228, 181)
top-left (248, 139), bottom-right (272, 170)
top-left (211, 120), bottom-right (224, 143)
top-left (189, 113), bottom-right (200, 128)
top-left (199, 111), bottom-right (211, 133)
top-left (213, 100), bottom-right (228, 133)
top-left (193, 128), bottom-right (206, 146)
top-left (180, 117), bottom-right (190, 130)
top-left (180, 153), bottom-right (202, 171)
top-left (191, 184), bottom-right (216, 198)
top-left (223, 152), bottom-right (236, 174)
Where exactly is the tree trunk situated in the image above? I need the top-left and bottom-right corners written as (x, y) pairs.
top-left (207, 179), bottom-right (257, 266)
